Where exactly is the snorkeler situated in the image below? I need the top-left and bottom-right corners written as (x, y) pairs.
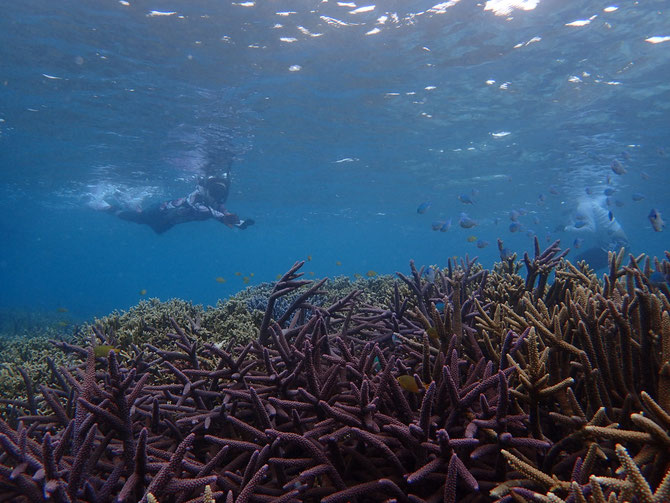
top-left (98, 174), bottom-right (254, 234)
top-left (563, 195), bottom-right (629, 269)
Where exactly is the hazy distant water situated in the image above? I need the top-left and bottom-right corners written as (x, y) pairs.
top-left (1, 0), bottom-right (669, 320)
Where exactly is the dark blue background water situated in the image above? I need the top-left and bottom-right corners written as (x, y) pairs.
top-left (1, 0), bottom-right (669, 322)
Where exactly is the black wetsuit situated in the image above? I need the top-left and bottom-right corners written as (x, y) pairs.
top-left (110, 181), bottom-right (253, 234)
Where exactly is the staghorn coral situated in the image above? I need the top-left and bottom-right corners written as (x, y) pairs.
top-left (0, 247), bottom-right (668, 502)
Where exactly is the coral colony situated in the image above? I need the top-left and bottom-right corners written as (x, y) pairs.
top-left (1, 239), bottom-right (670, 503)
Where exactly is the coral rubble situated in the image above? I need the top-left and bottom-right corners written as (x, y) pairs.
top-left (0, 242), bottom-right (669, 502)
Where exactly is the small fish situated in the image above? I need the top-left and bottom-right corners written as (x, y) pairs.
top-left (471, 188), bottom-right (480, 198)
top-left (548, 185), bottom-right (559, 195)
top-left (250, 272), bottom-right (255, 277)
top-left (366, 270), bottom-right (378, 277)
top-left (604, 188), bottom-right (615, 196)
top-left (509, 210), bottom-right (520, 222)
top-left (615, 199), bottom-right (625, 207)
top-left (417, 201), bottom-right (431, 214)
top-left (431, 221), bottom-right (444, 231)
top-left (526, 230), bottom-right (536, 238)
top-left (215, 276), bottom-right (226, 283)
top-left (611, 159), bottom-right (626, 175)
top-left (57, 307), bottom-right (68, 313)
top-left (139, 289), bottom-right (147, 296)
top-left (608, 211), bottom-right (614, 221)
top-left (607, 174), bottom-right (613, 185)
top-left (353, 273), bottom-right (362, 279)
top-left (235, 272), bottom-right (242, 276)
top-left (397, 375), bottom-right (421, 393)
top-left (243, 276), bottom-right (250, 284)
top-left (466, 235), bottom-right (477, 243)
top-left (509, 222), bottom-right (521, 233)
top-left (476, 239), bottom-right (489, 248)
top-left (426, 327), bottom-right (438, 341)
top-left (649, 208), bottom-right (665, 232)
top-left (434, 301), bottom-right (445, 312)
top-left (440, 219), bottom-right (452, 232)
top-left (335, 260), bottom-right (342, 266)
top-left (500, 248), bottom-right (513, 260)
top-left (458, 193), bottom-right (474, 204)
top-left (57, 321), bottom-right (69, 327)
top-left (93, 345), bottom-right (116, 358)
top-left (307, 255), bottom-right (312, 261)
top-left (308, 272), bottom-right (315, 277)
top-left (532, 216), bottom-right (540, 225)
top-left (459, 214), bottom-right (477, 228)
top-left (621, 150), bottom-right (631, 161)
top-left (537, 193), bottom-right (546, 205)
top-left (640, 171), bottom-right (650, 180)
top-left (493, 217), bottom-right (500, 225)
top-left (574, 221), bottom-right (587, 229)
top-left (585, 187), bottom-right (592, 195)
top-left (425, 267), bottom-right (436, 283)
top-left (573, 238), bottom-right (584, 249)
top-left (632, 193), bottom-right (645, 202)
top-left (276, 274), bottom-right (282, 280)
top-left (649, 271), bottom-right (669, 287)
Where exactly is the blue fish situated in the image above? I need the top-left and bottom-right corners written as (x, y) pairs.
top-left (459, 214), bottom-right (477, 228)
top-left (431, 221), bottom-right (444, 231)
top-left (509, 210), bottom-right (520, 222)
top-left (440, 219), bottom-right (452, 232)
top-left (476, 239), bottom-right (489, 249)
top-left (574, 238), bottom-right (584, 249)
top-left (649, 209), bottom-right (665, 232)
top-left (585, 187), bottom-right (592, 195)
top-left (608, 211), bottom-right (614, 222)
top-left (509, 222), bottom-right (521, 233)
top-left (538, 193), bottom-right (546, 203)
top-left (611, 159), bottom-right (626, 175)
top-left (574, 221), bottom-right (587, 229)
top-left (548, 185), bottom-right (559, 195)
top-left (649, 271), bottom-right (669, 287)
top-left (604, 188), bottom-right (615, 196)
top-left (632, 193), bottom-right (645, 202)
top-left (417, 201), bottom-right (431, 214)
top-left (500, 248), bottom-right (513, 260)
top-left (458, 194), bottom-right (474, 204)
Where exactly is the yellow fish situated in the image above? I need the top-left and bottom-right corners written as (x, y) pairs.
top-left (308, 271), bottom-right (315, 276)
top-left (215, 277), bottom-right (226, 283)
top-left (426, 327), bottom-right (439, 341)
top-left (57, 307), bottom-right (68, 313)
top-left (235, 272), bottom-right (242, 276)
top-left (335, 260), bottom-right (342, 266)
top-left (242, 276), bottom-right (250, 284)
top-left (250, 272), bottom-right (255, 277)
top-left (353, 273), bottom-right (362, 279)
top-left (366, 270), bottom-right (378, 277)
top-left (307, 255), bottom-right (312, 261)
top-left (466, 235), bottom-right (477, 243)
top-left (276, 274), bottom-right (282, 280)
top-left (93, 345), bottom-right (116, 358)
top-left (397, 375), bottom-right (430, 393)
top-left (139, 289), bottom-right (147, 296)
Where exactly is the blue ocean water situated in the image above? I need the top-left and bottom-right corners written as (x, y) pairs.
top-left (0, 0), bottom-right (668, 322)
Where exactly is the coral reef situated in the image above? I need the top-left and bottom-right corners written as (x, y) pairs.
top-left (0, 242), bottom-right (669, 502)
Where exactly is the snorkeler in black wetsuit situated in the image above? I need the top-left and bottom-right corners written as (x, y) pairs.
top-left (105, 174), bottom-right (254, 234)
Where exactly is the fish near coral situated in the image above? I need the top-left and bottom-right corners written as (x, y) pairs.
top-left (649, 208), bottom-right (665, 232)
top-left (467, 235), bottom-right (478, 242)
top-left (476, 239), bottom-right (489, 248)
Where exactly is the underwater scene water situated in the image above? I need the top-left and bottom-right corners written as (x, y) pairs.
top-left (1, 0), bottom-right (669, 322)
